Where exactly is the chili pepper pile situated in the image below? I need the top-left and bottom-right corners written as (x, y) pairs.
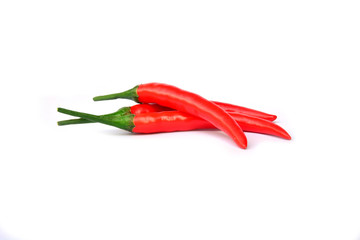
top-left (58, 83), bottom-right (291, 148)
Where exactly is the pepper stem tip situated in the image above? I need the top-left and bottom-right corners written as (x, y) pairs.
top-left (93, 85), bottom-right (139, 102)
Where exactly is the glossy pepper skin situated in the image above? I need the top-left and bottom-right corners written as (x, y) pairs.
top-left (93, 83), bottom-right (248, 148)
top-left (57, 108), bottom-right (291, 140)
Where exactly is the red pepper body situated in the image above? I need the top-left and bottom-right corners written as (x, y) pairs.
top-left (136, 83), bottom-right (247, 148)
top-left (132, 111), bottom-right (291, 140)
top-left (130, 102), bottom-right (276, 121)
top-left (58, 107), bottom-right (291, 140)
top-left (133, 111), bottom-right (211, 133)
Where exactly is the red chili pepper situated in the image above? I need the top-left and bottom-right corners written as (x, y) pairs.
top-left (132, 103), bottom-right (276, 121)
top-left (57, 108), bottom-right (291, 140)
top-left (93, 83), bottom-right (248, 148)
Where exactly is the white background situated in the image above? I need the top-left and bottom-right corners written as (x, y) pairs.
top-left (0, 0), bottom-right (359, 239)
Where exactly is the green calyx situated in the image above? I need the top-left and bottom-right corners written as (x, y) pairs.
top-left (57, 107), bottom-right (135, 132)
top-left (93, 85), bottom-right (139, 102)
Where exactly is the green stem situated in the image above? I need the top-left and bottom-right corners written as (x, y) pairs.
top-left (57, 108), bottom-right (135, 132)
top-left (57, 106), bottom-right (132, 126)
top-left (93, 85), bottom-right (139, 102)
top-left (58, 118), bottom-right (91, 126)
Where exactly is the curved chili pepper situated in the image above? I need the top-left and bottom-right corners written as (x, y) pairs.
top-left (93, 83), bottom-right (248, 148)
top-left (57, 108), bottom-right (291, 140)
